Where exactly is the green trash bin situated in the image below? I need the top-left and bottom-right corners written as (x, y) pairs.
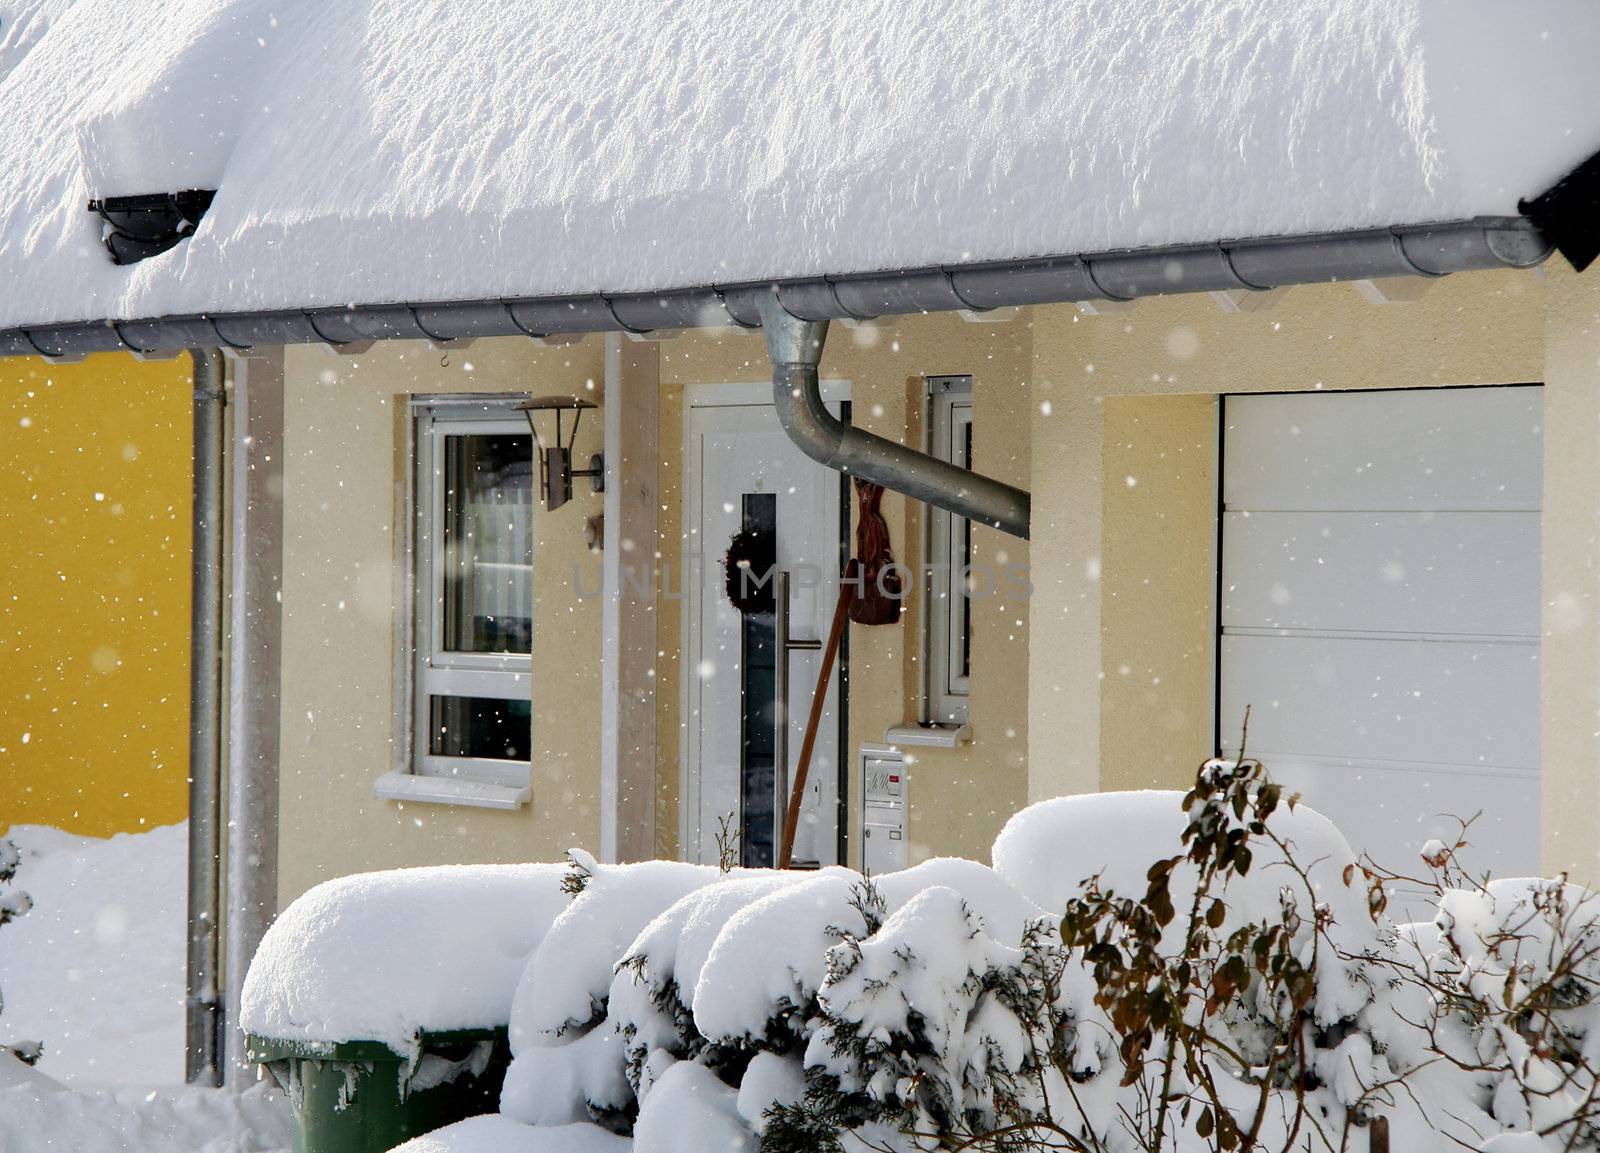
top-left (247, 1027), bottom-right (511, 1153)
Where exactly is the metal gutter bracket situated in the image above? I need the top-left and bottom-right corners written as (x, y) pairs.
top-left (757, 289), bottom-right (1032, 540)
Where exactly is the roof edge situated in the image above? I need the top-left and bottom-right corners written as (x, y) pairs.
top-left (0, 216), bottom-right (1552, 360)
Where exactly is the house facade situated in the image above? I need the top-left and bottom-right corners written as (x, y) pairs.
top-left (1, 0), bottom-right (1598, 1086)
top-left (252, 261), bottom-right (1598, 910)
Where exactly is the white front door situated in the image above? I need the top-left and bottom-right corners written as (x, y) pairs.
top-left (683, 385), bottom-right (847, 867)
top-left (1219, 386), bottom-right (1541, 884)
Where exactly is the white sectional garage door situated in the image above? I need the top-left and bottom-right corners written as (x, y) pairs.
top-left (1219, 387), bottom-right (1541, 881)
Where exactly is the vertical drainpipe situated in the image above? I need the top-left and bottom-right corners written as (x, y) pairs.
top-left (756, 291), bottom-right (1032, 538)
top-left (222, 347), bottom-right (284, 1083)
top-left (185, 348), bottom-right (226, 1086)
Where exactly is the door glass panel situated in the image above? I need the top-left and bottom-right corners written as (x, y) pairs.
top-left (442, 433), bottom-right (533, 653)
top-left (739, 493), bottom-right (778, 867)
top-left (958, 416), bottom-right (973, 681)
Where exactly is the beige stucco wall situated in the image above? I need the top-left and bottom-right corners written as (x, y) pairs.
top-left (272, 260), bottom-right (1600, 894)
top-left (1098, 394), bottom-right (1218, 791)
top-left (274, 315), bottom-right (1033, 900)
top-left (653, 380), bottom-right (687, 860)
top-left (654, 312), bottom-right (1032, 867)
top-left (1541, 265), bottom-right (1600, 885)
top-left (1027, 268), bottom-right (1557, 840)
top-left (275, 337), bottom-right (607, 905)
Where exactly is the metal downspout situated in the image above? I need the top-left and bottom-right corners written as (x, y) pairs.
top-left (756, 291), bottom-right (1032, 539)
top-left (185, 348), bottom-right (226, 1085)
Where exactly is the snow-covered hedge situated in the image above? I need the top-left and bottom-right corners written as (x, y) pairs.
top-left (337, 763), bottom-right (1600, 1153)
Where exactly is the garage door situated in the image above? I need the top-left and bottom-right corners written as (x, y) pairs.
top-left (1219, 387), bottom-right (1541, 882)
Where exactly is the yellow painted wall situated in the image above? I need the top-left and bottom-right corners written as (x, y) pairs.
top-left (0, 353), bottom-right (193, 835)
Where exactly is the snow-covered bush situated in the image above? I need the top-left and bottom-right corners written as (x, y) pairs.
top-left (385, 766), bottom-right (1600, 1153)
top-left (1352, 831), bottom-right (1600, 1153)
top-left (792, 882), bottom-right (1048, 1143)
top-left (609, 870), bottom-right (807, 1096)
top-left (0, 832), bottom-right (40, 1065)
top-left (760, 755), bottom-right (1404, 1153)
top-left (500, 853), bottom-right (728, 1131)
top-left (496, 847), bottom-right (1052, 1151)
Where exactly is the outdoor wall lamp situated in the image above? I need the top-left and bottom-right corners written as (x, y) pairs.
top-left (517, 395), bottom-right (604, 512)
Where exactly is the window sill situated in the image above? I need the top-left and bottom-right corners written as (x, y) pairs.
top-left (885, 722), bottom-right (971, 749)
top-left (372, 769), bottom-right (531, 811)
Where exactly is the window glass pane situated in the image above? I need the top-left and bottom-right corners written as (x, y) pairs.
top-left (442, 433), bottom-right (533, 653)
top-left (428, 695), bottom-right (531, 761)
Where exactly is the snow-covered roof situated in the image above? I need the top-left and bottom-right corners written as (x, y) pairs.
top-left (0, 0), bottom-right (1596, 340)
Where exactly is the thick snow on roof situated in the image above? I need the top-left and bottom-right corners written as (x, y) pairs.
top-left (0, 0), bottom-right (1595, 331)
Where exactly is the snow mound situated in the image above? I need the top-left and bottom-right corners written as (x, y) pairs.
top-left (996, 786), bottom-right (1380, 1027)
top-left (499, 1026), bottom-right (632, 1128)
top-left (0, 1050), bottom-right (61, 1095)
top-left (0, 821), bottom-right (186, 1085)
top-left (500, 858), bottom-right (727, 1129)
top-left (390, 1115), bottom-right (629, 1153)
top-left (809, 884), bottom-right (1031, 1122)
top-left (499, 857), bottom-right (1045, 1135)
top-left (0, 0), bottom-right (1596, 331)
top-left (992, 789), bottom-right (1189, 906)
top-left (608, 870), bottom-right (808, 1099)
top-left (373, 795), bottom-right (1600, 1152)
top-left (690, 869), bottom-right (869, 1048)
top-left (73, 0), bottom-right (277, 198)
top-left (633, 1060), bottom-right (754, 1153)
top-left (0, 1070), bottom-right (291, 1153)
top-left (240, 863), bottom-right (570, 1056)
top-left (509, 858), bottom-right (721, 1051)
top-left (994, 788), bottom-right (1368, 928)
top-left (876, 856), bottom-right (1043, 946)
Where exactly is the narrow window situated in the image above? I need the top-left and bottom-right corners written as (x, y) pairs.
top-left (410, 399), bottom-right (534, 789)
top-left (924, 377), bottom-right (973, 726)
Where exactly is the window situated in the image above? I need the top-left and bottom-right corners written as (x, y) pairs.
top-left (924, 377), bottom-right (973, 726)
top-left (378, 396), bottom-right (535, 808)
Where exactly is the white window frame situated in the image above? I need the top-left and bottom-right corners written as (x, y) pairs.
top-left (374, 394), bottom-right (534, 810)
top-left (924, 377), bottom-right (973, 726)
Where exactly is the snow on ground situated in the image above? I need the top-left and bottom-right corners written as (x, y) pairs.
top-left (0, 1), bottom-right (1596, 331)
top-left (0, 821), bottom-right (186, 1085)
top-left (0, 822), bottom-right (293, 1153)
top-left (391, 1115), bottom-right (627, 1153)
top-left (0, 1052), bottom-right (292, 1153)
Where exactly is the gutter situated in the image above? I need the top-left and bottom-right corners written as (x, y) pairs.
top-left (1, 216), bottom-right (1551, 538)
top-left (0, 217), bottom-right (1549, 358)
top-left (756, 291), bottom-right (1032, 537)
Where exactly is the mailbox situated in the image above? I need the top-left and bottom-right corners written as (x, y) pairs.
top-left (860, 742), bottom-right (907, 875)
